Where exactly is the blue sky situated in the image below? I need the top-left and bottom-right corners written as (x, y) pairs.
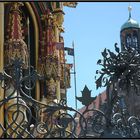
top-left (63, 2), bottom-right (140, 110)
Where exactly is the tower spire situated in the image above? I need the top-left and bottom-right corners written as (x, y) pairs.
top-left (128, 4), bottom-right (132, 19)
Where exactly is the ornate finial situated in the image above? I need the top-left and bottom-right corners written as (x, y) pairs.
top-left (76, 85), bottom-right (97, 106)
top-left (128, 4), bottom-right (132, 19)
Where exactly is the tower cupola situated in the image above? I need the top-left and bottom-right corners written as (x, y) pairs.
top-left (120, 6), bottom-right (140, 52)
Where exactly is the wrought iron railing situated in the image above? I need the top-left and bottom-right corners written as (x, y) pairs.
top-left (0, 58), bottom-right (103, 138)
top-left (95, 43), bottom-right (140, 138)
top-left (1, 43), bottom-right (140, 138)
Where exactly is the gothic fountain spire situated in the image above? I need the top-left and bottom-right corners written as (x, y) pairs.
top-left (5, 2), bottom-right (29, 69)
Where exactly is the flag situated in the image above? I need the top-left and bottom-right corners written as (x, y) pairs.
top-left (56, 42), bottom-right (64, 50)
top-left (64, 47), bottom-right (74, 56)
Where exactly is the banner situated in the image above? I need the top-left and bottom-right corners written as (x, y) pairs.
top-left (64, 47), bottom-right (74, 56)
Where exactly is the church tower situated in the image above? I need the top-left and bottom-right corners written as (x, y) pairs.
top-left (120, 6), bottom-right (140, 52)
top-left (119, 5), bottom-right (140, 116)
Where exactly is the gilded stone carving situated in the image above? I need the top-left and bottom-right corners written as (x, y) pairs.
top-left (4, 2), bottom-right (29, 69)
top-left (63, 2), bottom-right (77, 8)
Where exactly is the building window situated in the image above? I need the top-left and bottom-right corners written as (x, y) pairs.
top-left (132, 36), bottom-right (138, 49)
top-left (126, 35), bottom-right (131, 48)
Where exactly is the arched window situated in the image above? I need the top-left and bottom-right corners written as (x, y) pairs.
top-left (132, 36), bottom-right (138, 49)
top-left (126, 35), bottom-right (131, 48)
top-left (132, 31), bottom-right (139, 51)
